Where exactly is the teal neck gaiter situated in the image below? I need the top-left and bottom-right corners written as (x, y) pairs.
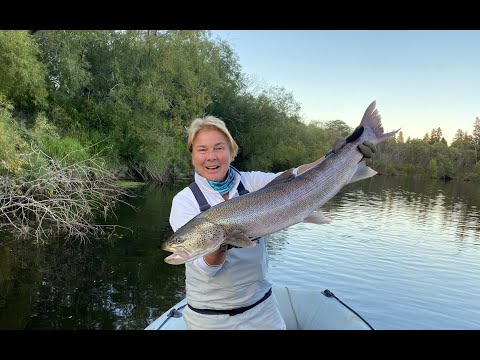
top-left (207, 166), bottom-right (236, 196)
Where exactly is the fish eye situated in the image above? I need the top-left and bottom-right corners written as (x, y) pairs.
top-left (175, 238), bottom-right (182, 243)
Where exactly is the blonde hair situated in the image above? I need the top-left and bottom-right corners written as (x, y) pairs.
top-left (187, 116), bottom-right (239, 160)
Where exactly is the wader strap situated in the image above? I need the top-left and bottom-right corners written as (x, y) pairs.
top-left (188, 182), bottom-right (211, 212)
top-left (188, 180), bottom-right (250, 212)
top-left (187, 288), bottom-right (272, 316)
top-left (236, 180), bottom-right (249, 196)
top-left (188, 179), bottom-right (256, 249)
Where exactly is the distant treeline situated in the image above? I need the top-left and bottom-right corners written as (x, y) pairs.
top-left (1, 30), bottom-right (480, 184)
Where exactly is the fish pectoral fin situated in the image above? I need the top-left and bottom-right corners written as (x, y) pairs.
top-left (303, 211), bottom-right (331, 225)
top-left (347, 161), bottom-right (378, 184)
top-left (225, 230), bottom-right (256, 248)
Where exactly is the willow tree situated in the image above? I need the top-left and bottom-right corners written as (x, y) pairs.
top-left (31, 30), bottom-right (244, 181)
top-left (0, 30), bottom-right (48, 112)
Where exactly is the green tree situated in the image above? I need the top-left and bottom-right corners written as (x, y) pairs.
top-left (322, 119), bottom-right (351, 137)
top-left (0, 96), bottom-right (28, 174)
top-left (427, 158), bottom-right (437, 179)
top-left (453, 129), bottom-right (465, 143)
top-left (0, 30), bottom-right (47, 112)
top-left (473, 116), bottom-right (480, 163)
top-left (429, 127), bottom-right (443, 144)
top-left (396, 131), bottom-right (404, 143)
top-left (30, 30), bottom-right (245, 180)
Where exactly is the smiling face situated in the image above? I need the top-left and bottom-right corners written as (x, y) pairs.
top-left (191, 127), bottom-right (232, 182)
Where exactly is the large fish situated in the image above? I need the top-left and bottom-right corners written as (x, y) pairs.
top-left (163, 101), bottom-right (399, 265)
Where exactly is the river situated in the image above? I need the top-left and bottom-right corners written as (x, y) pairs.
top-left (0, 176), bottom-right (479, 329)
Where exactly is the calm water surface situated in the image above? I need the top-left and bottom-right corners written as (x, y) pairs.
top-left (0, 176), bottom-right (479, 330)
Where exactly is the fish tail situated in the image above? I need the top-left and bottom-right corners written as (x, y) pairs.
top-left (360, 101), bottom-right (400, 144)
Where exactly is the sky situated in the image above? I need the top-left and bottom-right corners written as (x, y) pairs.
top-left (211, 30), bottom-right (479, 144)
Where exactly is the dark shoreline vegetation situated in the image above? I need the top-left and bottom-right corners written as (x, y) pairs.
top-left (1, 30), bottom-right (479, 244)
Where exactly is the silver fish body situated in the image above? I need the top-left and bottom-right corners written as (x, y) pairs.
top-left (163, 101), bottom-right (399, 264)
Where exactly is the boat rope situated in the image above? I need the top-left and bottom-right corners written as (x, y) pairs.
top-left (285, 287), bottom-right (300, 330)
top-left (322, 289), bottom-right (375, 330)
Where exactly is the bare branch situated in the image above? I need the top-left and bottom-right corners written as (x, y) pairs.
top-left (0, 146), bottom-right (136, 244)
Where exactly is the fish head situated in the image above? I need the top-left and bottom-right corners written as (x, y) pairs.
top-left (162, 218), bottom-right (225, 265)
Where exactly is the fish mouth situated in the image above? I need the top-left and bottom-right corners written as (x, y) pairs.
top-left (164, 251), bottom-right (191, 265)
top-left (163, 244), bottom-right (199, 265)
top-left (163, 244), bottom-right (211, 265)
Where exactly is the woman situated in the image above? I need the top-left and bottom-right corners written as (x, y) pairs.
top-left (169, 115), bottom-right (375, 330)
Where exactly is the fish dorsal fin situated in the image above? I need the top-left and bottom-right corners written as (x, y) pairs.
top-left (225, 230), bottom-right (256, 248)
top-left (347, 161), bottom-right (378, 184)
top-left (264, 168), bottom-right (296, 188)
top-left (303, 211), bottom-right (331, 225)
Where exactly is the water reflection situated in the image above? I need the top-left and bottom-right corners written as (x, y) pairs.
top-left (337, 177), bottom-right (480, 248)
top-left (0, 183), bottom-right (187, 330)
top-left (266, 231), bottom-right (290, 255)
top-left (0, 176), bottom-right (479, 329)
top-left (269, 176), bottom-right (480, 329)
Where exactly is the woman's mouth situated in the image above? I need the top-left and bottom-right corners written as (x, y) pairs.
top-left (205, 166), bottom-right (220, 171)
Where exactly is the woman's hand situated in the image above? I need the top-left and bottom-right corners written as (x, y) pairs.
top-left (329, 126), bottom-right (377, 162)
top-left (203, 244), bottom-right (229, 266)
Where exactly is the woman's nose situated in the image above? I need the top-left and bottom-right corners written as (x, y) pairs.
top-left (206, 149), bottom-right (218, 159)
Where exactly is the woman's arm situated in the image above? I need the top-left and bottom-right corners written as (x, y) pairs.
top-left (296, 156), bottom-right (326, 175)
top-left (296, 132), bottom-right (377, 175)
